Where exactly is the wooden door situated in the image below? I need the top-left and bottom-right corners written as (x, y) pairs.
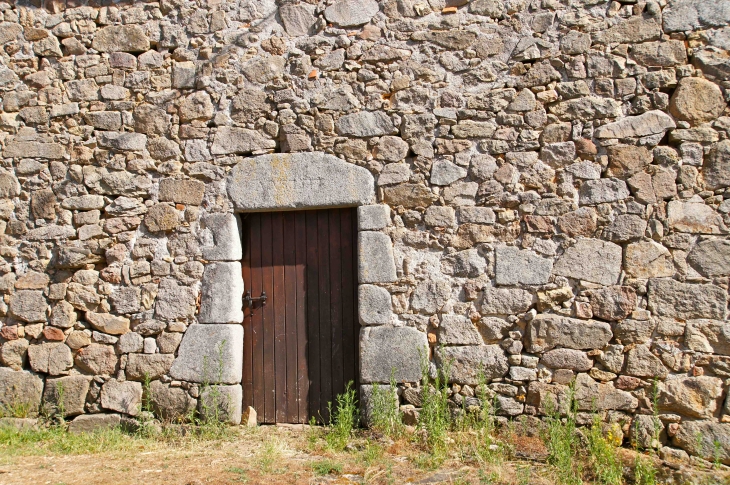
top-left (241, 209), bottom-right (358, 424)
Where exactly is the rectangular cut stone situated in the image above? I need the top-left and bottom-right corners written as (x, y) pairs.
top-left (648, 279), bottom-right (727, 320)
top-left (358, 205), bottom-right (390, 230)
top-left (3, 141), bottom-right (64, 159)
top-left (211, 127), bottom-right (276, 155)
top-left (495, 246), bottom-right (553, 286)
top-left (360, 326), bottom-right (428, 383)
top-left (527, 314), bottom-right (613, 353)
top-left (198, 384), bottom-right (242, 425)
top-left (201, 213), bottom-right (242, 261)
top-left (169, 324), bottom-right (243, 384)
top-left (227, 153), bottom-right (375, 211)
top-left (198, 262), bottom-right (244, 324)
top-left (552, 238), bottom-right (622, 286)
top-left (358, 231), bottom-right (397, 283)
top-left (358, 284), bottom-right (393, 325)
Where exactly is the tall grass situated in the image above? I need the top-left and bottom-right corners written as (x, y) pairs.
top-left (543, 381), bottom-right (582, 485)
top-left (369, 372), bottom-right (404, 439)
top-left (415, 353), bottom-right (452, 468)
top-left (325, 381), bottom-right (358, 451)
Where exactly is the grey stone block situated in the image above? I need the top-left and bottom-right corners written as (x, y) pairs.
top-left (358, 232), bottom-right (397, 284)
top-left (435, 345), bottom-right (510, 384)
top-left (495, 246), bottom-right (553, 286)
top-left (68, 413), bottom-right (121, 434)
top-left (198, 384), bottom-right (242, 425)
top-left (169, 324), bottom-right (243, 384)
top-left (198, 262), bottom-right (244, 324)
top-left (201, 213), bottom-right (242, 262)
top-left (358, 284), bottom-right (393, 325)
top-left (552, 238), bottom-right (622, 286)
top-left (0, 368), bottom-right (43, 416)
top-left (358, 205), bottom-right (390, 230)
top-left (360, 326), bottom-right (428, 383)
top-left (227, 153), bottom-right (374, 211)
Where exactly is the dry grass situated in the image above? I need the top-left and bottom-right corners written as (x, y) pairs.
top-left (0, 423), bottom-right (727, 485)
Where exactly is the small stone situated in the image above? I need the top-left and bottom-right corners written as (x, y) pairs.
top-left (625, 345), bottom-right (668, 379)
top-left (579, 178), bottom-right (630, 205)
top-left (438, 315), bottom-right (482, 345)
top-left (149, 380), bottom-right (196, 421)
top-left (92, 25), bottom-right (150, 52)
top-left (595, 110), bottom-right (675, 139)
top-left (624, 241), bottom-right (674, 278)
top-left (430, 160), bottom-right (467, 186)
top-left (335, 111), bottom-right (397, 137)
top-left (688, 239), bottom-right (730, 277)
top-left (145, 203), bottom-right (179, 233)
top-left (541, 349), bottom-right (592, 372)
top-left (411, 278), bottom-right (452, 314)
top-left (279, 4), bottom-right (317, 36)
top-left (9, 290), bottom-right (47, 323)
top-left (588, 286), bottom-right (637, 322)
top-left (241, 405), bottom-right (257, 427)
top-left (324, 0), bottom-right (379, 27)
top-left (424, 206), bottom-right (456, 227)
top-left (27, 342), bottom-right (73, 376)
top-left (481, 287), bottom-right (534, 315)
top-left (43, 376), bottom-right (90, 417)
top-left (85, 312), bottom-right (130, 335)
top-left (74, 343), bottom-right (118, 375)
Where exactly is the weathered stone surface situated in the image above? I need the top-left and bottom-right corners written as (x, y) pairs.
top-left (625, 345), bottom-right (668, 378)
top-left (324, 0), bottom-right (379, 27)
top-left (597, 344), bottom-right (625, 374)
top-left (279, 4), bottom-right (317, 36)
top-left (335, 111), bottom-right (397, 137)
top-left (228, 153), bottom-right (374, 211)
top-left (169, 324), bottom-right (243, 384)
top-left (9, 290), bottom-right (47, 323)
top-left (595, 110), bottom-right (675, 139)
top-left (101, 379), bottom-right (142, 416)
top-left (624, 241), bottom-right (674, 278)
top-left (684, 319), bottom-right (730, 355)
top-left (648, 279), bottom-right (727, 320)
top-left (574, 373), bottom-right (638, 411)
top-left (595, 17), bottom-right (661, 44)
top-left (481, 287), bottom-right (533, 315)
top-left (358, 285), bottom-right (393, 325)
top-left (126, 354), bottom-right (175, 381)
top-left (669, 77), bottom-right (725, 125)
top-left (358, 205), bottom-right (390, 231)
top-left (86, 312), bottom-right (130, 335)
top-left (201, 213), bottom-right (242, 261)
top-left (68, 413), bottom-right (121, 434)
top-left (588, 286), bottom-right (636, 321)
top-left (668, 196), bottom-right (726, 234)
top-left (43, 376), bottom-right (90, 417)
top-left (159, 179), bottom-right (205, 206)
top-left (149, 380), bottom-right (196, 421)
top-left (688, 239), bottom-right (730, 277)
top-left (659, 376), bottom-right (723, 419)
top-left (97, 131), bottom-right (147, 151)
top-left (553, 239), bottom-right (622, 286)
top-left (383, 183), bottom-right (436, 208)
top-left (211, 127), bottom-right (275, 155)
top-left (613, 319), bottom-right (656, 345)
top-left (606, 145), bottom-right (652, 179)
top-left (411, 278), bottom-right (452, 314)
top-left (604, 214), bottom-right (647, 243)
top-left (198, 262), bottom-right (244, 324)
top-left (631, 40), bottom-right (687, 67)
top-left (438, 315), bottom-right (482, 346)
top-left (541, 349), bottom-right (592, 371)
top-left (703, 140), bottom-right (730, 191)
top-left (526, 315), bottom-right (613, 353)
top-left (663, 0), bottom-right (730, 33)
top-left (92, 25), bottom-right (149, 52)
top-left (0, 368), bottom-right (43, 416)
top-left (673, 421), bottom-right (730, 465)
top-left (74, 343), bottom-right (118, 375)
top-left (27, 343), bottom-right (72, 376)
top-left (198, 384), bottom-right (242, 425)
top-left (436, 345), bottom-right (509, 384)
top-left (358, 232), bottom-right (397, 284)
top-left (155, 278), bottom-right (197, 321)
top-left (0, 339), bottom-right (28, 371)
top-left (579, 179), bottom-right (630, 205)
top-left (360, 326), bottom-right (428, 383)
top-left (144, 203), bottom-right (179, 232)
top-left (494, 246), bottom-right (552, 286)
top-left (424, 206), bottom-right (456, 228)
top-left (117, 332), bottom-right (144, 354)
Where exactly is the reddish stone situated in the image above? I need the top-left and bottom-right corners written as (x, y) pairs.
top-left (43, 326), bottom-right (66, 341)
top-left (575, 138), bottom-right (597, 159)
top-left (0, 325), bottom-right (19, 341)
top-left (615, 375), bottom-right (643, 391)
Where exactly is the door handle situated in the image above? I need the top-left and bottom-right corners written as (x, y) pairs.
top-left (243, 290), bottom-right (267, 317)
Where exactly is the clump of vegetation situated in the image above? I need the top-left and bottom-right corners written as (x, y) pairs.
top-left (369, 371), bottom-right (404, 439)
top-left (543, 381), bottom-right (583, 485)
top-left (325, 381), bottom-right (358, 451)
top-left (311, 458), bottom-right (343, 475)
top-left (586, 414), bottom-right (624, 485)
top-left (414, 352), bottom-right (452, 468)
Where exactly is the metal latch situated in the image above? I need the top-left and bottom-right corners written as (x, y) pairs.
top-left (243, 290), bottom-right (267, 317)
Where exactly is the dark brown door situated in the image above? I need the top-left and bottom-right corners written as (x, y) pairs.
top-left (241, 209), bottom-right (358, 424)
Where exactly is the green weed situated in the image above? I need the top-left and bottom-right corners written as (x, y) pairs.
top-left (369, 371), bottom-right (403, 439)
top-left (325, 381), bottom-right (358, 452)
top-left (634, 453), bottom-right (657, 485)
top-left (586, 415), bottom-right (623, 485)
top-left (543, 381), bottom-right (582, 485)
top-left (311, 458), bottom-right (343, 475)
top-left (256, 437), bottom-right (283, 474)
top-left (226, 466), bottom-right (248, 483)
top-left (415, 351), bottom-right (452, 468)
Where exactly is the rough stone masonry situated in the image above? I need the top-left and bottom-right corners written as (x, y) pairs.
top-left (0, 0), bottom-right (728, 465)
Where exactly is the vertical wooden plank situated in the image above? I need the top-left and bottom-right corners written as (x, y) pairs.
top-left (260, 213), bottom-right (276, 423)
top-left (305, 210), bottom-right (321, 422)
top-left (340, 209), bottom-right (357, 392)
top-left (295, 211), bottom-right (309, 423)
top-left (283, 211), bottom-right (299, 423)
top-left (329, 209), bottom-right (344, 403)
top-left (250, 214), bottom-right (265, 422)
top-left (272, 212), bottom-right (287, 423)
top-left (241, 215), bottom-right (253, 413)
top-left (317, 210), bottom-right (332, 423)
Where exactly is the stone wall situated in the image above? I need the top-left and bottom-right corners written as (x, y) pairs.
top-left (0, 0), bottom-right (728, 464)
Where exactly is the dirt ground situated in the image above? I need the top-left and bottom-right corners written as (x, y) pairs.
top-left (0, 424), bottom-right (726, 485)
